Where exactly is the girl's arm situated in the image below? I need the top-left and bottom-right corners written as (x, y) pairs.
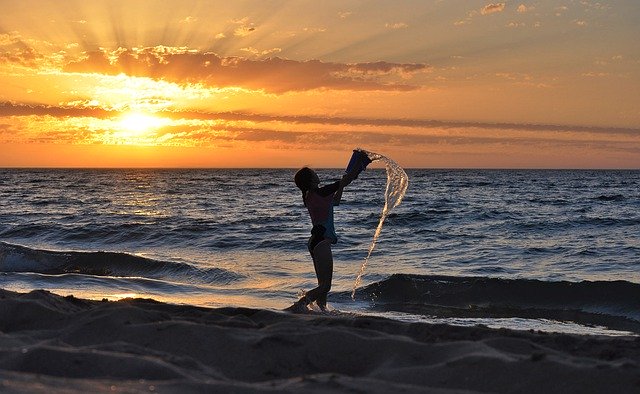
top-left (333, 169), bottom-right (359, 205)
top-left (340, 169), bottom-right (358, 188)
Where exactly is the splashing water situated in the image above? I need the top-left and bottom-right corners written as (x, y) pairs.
top-left (351, 150), bottom-right (409, 299)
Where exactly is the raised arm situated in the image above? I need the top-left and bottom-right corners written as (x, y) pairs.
top-left (333, 150), bottom-right (373, 205)
top-left (340, 168), bottom-right (359, 188)
top-left (332, 169), bottom-right (359, 205)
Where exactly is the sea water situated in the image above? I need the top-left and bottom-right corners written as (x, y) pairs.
top-left (1, 168), bottom-right (639, 335)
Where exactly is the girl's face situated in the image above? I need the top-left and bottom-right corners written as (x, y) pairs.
top-left (310, 171), bottom-right (320, 187)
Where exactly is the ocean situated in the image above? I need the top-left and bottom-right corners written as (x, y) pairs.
top-left (1, 168), bottom-right (639, 336)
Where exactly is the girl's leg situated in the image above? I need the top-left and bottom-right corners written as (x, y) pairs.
top-left (304, 239), bottom-right (333, 309)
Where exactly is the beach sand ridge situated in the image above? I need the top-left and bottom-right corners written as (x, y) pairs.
top-left (1, 289), bottom-right (639, 393)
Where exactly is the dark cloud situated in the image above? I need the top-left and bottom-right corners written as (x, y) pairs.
top-left (161, 108), bottom-right (640, 137)
top-left (1, 102), bottom-right (638, 138)
top-left (164, 124), bottom-right (640, 155)
top-left (0, 46), bottom-right (46, 67)
top-left (0, 102), bottom-right (113, 118)
top-left (2, 102), bottom-right (638, 158)
top-left (62, 47), bottom-right (428, 93)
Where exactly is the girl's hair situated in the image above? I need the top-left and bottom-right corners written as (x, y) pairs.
top-left (294, 167), bottom-right (315, 206)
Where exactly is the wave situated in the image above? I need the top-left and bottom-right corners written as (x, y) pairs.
top-left (0, 242), bottom-right (242, 285)
top-left (344, 274), bottom-right (640, 333)
top-left (594, 194), bottom-right (625, 202)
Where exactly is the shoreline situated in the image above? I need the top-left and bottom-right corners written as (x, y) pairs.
top-left (1, 288), bottom-right (639, 393)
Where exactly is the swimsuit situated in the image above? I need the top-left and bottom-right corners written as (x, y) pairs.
top-left (306, 181), bottom-right (340, 255)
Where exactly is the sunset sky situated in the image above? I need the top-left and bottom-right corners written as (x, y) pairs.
top-left (1, 0), bottom-right (638, 168)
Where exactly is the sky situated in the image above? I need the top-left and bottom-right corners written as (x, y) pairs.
top-left (0, 0), bottom-right (638, 168)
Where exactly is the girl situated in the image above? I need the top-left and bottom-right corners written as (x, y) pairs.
top-left (287, 165), bottom-right (364, 312)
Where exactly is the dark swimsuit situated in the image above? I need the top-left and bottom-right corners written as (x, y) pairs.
top-left (306, 181), bottom-right (340, 256)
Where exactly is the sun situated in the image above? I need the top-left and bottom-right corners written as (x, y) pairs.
top-left (119, 112), bottom-right (166, 133)
top-left (112, 112), bottom-right (170, 145)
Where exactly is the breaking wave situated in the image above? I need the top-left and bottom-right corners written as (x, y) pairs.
top-left (345, 274), bottom-right (640, 333)
top-left (0, 242), bottom-right (241, 285)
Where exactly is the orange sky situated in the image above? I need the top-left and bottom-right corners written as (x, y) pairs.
top-left (1, 1), bottom-right (639, 168)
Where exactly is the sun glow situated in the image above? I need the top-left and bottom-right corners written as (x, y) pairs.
top-left (119, 112), bottom-right (165, 132)
top-left (111, 112), bottom-right (170, 145)
top-left (0, 2), bottom-right (638, 168)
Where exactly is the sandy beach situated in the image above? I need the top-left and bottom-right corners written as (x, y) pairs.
top-left (0, 289), bottom-right (638, 393)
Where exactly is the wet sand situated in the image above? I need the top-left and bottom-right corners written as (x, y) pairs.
top-left (1, 288), bottom-right (639, 393)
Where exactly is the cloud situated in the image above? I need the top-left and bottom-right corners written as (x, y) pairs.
top-left (0, 102), bottom-right (113, 118)
top-left (2, 101), bottom-right (638, 139)
top-left (2, 102), bottom-right (638, 155)
top-left (302, 27), bottom-right (327, 33)
top-left (61, 47), bottom-right (429, 93)
top-left (159, 113), bottom-right (640, 159)
top-left (180, 16), bottom-right (198, 24)
top-left (507, 22), bottom-right (526, 28)
top-left (456, 3), bottom-right (506, 26)
top-left (0, 31), bottom-right (21, 46)
top-left (234, 26), bottom-right (256, 37)
top-left (240, 47), bottom-right (283, 58)
top-left (385, 22), bottom-right (408, 30)
top-left (481, 3), bottom-right (506, 15)
top-left (231, 17), bottom-right (256, 37)
top-left (0, 47), bottom-right (48, 67)
top-left (231, 17), bottom-right (250, 24)
top-left (178, 111), bottom-right (640, 137)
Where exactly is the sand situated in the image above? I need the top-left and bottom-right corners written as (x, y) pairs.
top-left (1, 289), bottom-right (639, 393)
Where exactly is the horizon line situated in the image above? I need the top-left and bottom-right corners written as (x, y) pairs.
top-left (1, 166), bottom-right (639, 171)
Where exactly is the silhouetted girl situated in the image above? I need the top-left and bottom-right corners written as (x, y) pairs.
top-left (287, 165), bottom-right (365, 312)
